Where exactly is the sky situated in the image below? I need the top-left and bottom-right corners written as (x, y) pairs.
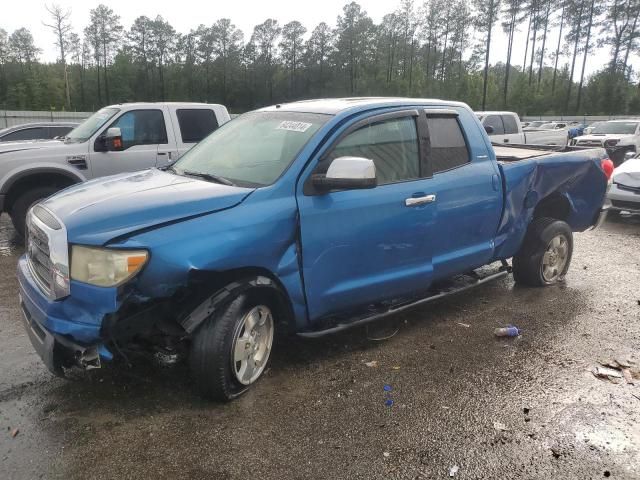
top-left (3, 0), bottom-right (636, 79)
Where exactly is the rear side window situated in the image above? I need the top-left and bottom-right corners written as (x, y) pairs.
top-left (483, 115), bottom-right (505, 135)
top-left (502, 115), bottom-right (519, 134)
top-left (426, 116), bottom-right (470, 174)
top-left (49, 126), bottom-right (74, 138)
top-left (1, 127), bottom-right (47, 141)
top-left (177, 109), bottom-right (219, 143)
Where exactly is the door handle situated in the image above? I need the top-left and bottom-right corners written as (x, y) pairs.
top-left (504, 138), bottom-right (509, 143)
top-left (405, 194), bottom-right (436, 207)
top-left (158, 151), bottom-right (173, 160)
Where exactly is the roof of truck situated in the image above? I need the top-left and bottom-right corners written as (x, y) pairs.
top-left (105, 102), bottom-right (226, 109)
top-left (259, 97), bottom-right (469, 115)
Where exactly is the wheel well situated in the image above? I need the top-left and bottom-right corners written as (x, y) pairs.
top-left (533, 193), bottom-right (570, 221)
top-left (181, 267), bottom-right (296, 334)
top-left (4, 172), bottom-right (77, 214)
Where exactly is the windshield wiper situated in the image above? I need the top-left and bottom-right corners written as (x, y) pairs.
top-left (181, 169), bottom-right (236, 186)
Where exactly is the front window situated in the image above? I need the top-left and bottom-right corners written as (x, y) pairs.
top-left (539, 123), bottom-right (557, 129)
top-left (592, 122), bottom-right (639, 135)
top-left (65, 107), bottom-right (119, 143)
top-left (172, 111), bottom-right (329, 186)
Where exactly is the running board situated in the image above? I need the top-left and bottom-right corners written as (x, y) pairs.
top-left (298, 269), bottom-right (509, 338)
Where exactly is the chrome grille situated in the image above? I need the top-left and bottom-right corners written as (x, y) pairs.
top-left (27, 221), bottom-right (53, 295)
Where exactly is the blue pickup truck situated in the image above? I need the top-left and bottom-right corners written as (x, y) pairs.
top-left (18, 98), bottom-right (612, 400)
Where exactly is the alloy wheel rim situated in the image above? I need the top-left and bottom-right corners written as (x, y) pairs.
top-left (231, 305), bottom-right (274, 385)
top-left (541, 234), bottom-right (569, 283)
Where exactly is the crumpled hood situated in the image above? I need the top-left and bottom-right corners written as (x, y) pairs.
top-left (613, 158), bottom-right (640, 188)
top-left (41, 169), bottom-right (255, 245)
top-left (0, 139), bottom-right (63, 154)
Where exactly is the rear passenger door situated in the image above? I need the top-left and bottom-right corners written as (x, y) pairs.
top-left (501, 114), bottom-right (523, 144)
top-left (168, 108), bottom-right (219, 160)
top-left (423, 109), bottom-right (503, 280)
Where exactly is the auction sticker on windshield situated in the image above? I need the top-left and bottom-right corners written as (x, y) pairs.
top-left (277, 121), bottom-right (313, 132)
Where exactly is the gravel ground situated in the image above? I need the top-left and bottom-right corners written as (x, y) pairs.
top-left (0, 213), bottom-right (639, 480)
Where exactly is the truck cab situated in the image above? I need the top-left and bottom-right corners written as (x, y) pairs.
top-left (0, 102), bottom-right (230, 237)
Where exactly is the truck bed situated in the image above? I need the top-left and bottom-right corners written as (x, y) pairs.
top-left (493, 143), bottom-right (581, 161)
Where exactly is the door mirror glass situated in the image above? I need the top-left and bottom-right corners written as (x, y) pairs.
top-left (312, 156), bottom-right (377, 191)
top-left (484, 125), bottom-right (495, 135)
top-left (105, 127), bottom-right (124, 151)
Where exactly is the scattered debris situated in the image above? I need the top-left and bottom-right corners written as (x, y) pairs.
top-left (385, 399), bottom-right (394, 407)
top-left (622, 369), bottom-right (634, 385)
top-left (391, 366), bottom-right (401, 370)
top-left (523, 407), bottom-right (530, 415)
top-left (383, 385), bottom-right (392, 392)
top-left (592, 365), bottom-right (623, 381)
top-left (550, 447), bottom-right (562, 459)
top-left (494, 325), bottom-right (521, 337)
top-left (10, 428), bottom-right (19, 438)
top-left (631, 393), bottom-right (640, 401)
top-left (383, 451), bottom-right (390, 458)
top-left (493, 421), bottom-right (509, 431)
top-left (449, 465), bottom-right (459, 477)
top-left (457, 322), bottom-right (470, 328)
top-left (364, 361), bottom-right (378, 368)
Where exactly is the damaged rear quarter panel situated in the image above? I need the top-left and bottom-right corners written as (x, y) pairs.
top-left (110, 186), bottom-right (308, 328)
top-left (493, 148), bottom-right (608, 260)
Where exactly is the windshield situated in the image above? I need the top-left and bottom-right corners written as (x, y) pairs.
top-left (172, 111), bottom-right (329, 186)
top-left (592, 121), bottom-right (639, 135)
top-left (539, 123), bottom-right (560, 129)
top-left (65, 107), bottom-right (119, 143)
top-left (528, 121), bottom-right (546, 128)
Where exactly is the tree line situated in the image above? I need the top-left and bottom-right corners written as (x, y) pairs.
top-left (1, 0), bottom-right (640, 115)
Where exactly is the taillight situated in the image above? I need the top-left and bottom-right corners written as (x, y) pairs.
top-left (601, 158), bottom-right (614, 180)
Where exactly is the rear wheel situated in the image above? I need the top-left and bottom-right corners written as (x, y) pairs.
top-left (190, 291), bottom-right (275, 401)
top-left (10, 186), bottom-right (59, 239)
top-left (513, 217), bottom-right (573, 286)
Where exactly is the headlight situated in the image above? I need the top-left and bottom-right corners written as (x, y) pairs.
top-left (70, 245), bottom-right (148, 287)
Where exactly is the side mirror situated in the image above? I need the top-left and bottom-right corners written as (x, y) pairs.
top-left (312, 156), bottom-right (377, 191)
top-left (484, 125), bottom-right (495, 135)
top-left (105, 127), bottom-right (124, 151)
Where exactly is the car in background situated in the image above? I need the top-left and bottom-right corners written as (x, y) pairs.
top-left (583, 121), bottom-right (605, 135)
top-left (0, 122), bottom-right (79, 142)
top-left (523, 120), bottom-right (547, 130)
top-left (607, 152), bottom-right (640, 214)
top-left (571, 119), bottom-right (640, 166)
top-left (476, 112), bottom-right (569, 145)
top-left (0, 102), bottom-right (230, 237)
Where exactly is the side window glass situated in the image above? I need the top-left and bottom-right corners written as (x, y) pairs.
top-left (501, 115), bottom-right (519, 134)
top-left (427, 116), bottom-right (471, 174)
top-left (2, 127), bottom-right (47, 141)
top-left (108, 110), bottom-right (168, 149)
top-left (177, 109), bottom-right (219, 143)
top-left (484, 115), bottom-right (505, 135)
top-left (327, 116), bottom-right (420, 184)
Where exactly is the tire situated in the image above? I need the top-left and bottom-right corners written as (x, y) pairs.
top-left (190, 291), bottom-right (275, 401)
top-left (512, 217), bottom-right (573, 287)
top-left (10, 186), bottom-right (59, 239)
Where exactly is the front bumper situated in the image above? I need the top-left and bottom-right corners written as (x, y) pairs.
top-left (607, 183), bottom-right (640, 213)
top-left (18, 255), bottom-right (114, 374)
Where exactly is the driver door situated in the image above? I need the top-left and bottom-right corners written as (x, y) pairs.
top-left (88, 108), bottom-right (171, 178)
top-left (296, 111), bottom-right (435, 321)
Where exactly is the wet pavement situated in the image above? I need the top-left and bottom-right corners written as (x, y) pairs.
top-left (1, 214), bottom-right (639, 479)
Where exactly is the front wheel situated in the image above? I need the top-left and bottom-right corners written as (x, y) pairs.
top-left (513, 217), bottom-right (573, 286)
top-left (189, 292), bottom-right (275, 401)
top-left (10, 186), bottom-right (59, 239)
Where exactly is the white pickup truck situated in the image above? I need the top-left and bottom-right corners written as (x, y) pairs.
top-left (476, 111), bottom-right (569, 146)
top-left (571, 119), bottom-right (640, 166)
top-left (0, 102), bottom-right (230, 236)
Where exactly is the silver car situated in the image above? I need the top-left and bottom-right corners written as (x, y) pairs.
top-left (608, 153), bottom-right (640, 214)
top-left (0, 122), bottom-right (78, 142)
